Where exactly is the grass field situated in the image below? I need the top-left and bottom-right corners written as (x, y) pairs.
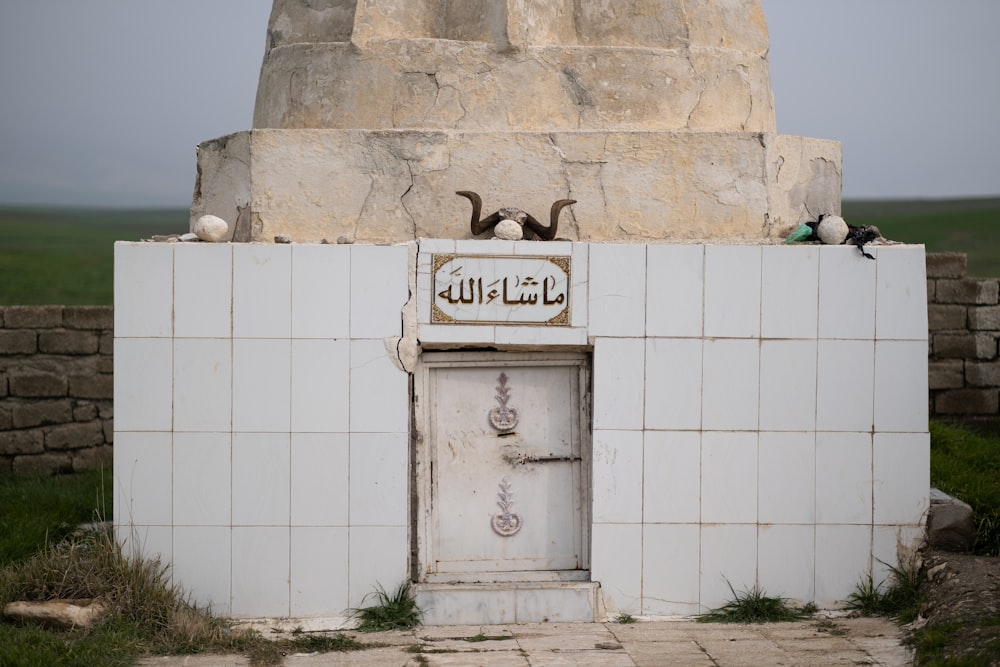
top-left (0, 207), bottom-right (185, 305)
top-left (0, 199), bottom-right (997, 305)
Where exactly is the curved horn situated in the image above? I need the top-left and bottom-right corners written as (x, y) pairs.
top-left (456, 191), bottom-right (502, 235)
top-left (523, 199), bottom-right (576, 241)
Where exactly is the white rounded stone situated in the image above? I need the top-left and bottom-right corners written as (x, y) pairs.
top-left (493, 218), bottom-right (523, 240)
top-left (816, 215), bottom-right (849, 245)
top-left (193, 215), bottom-right (230, 242)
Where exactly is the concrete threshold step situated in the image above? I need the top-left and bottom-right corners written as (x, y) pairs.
top-left (414, 581), bottom-right (600, 625)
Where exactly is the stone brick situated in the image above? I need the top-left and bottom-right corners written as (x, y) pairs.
top-left (73, 402), bottom-right (98, 422)
top-left (928, 305), bottom-right (966, 331)
top-left (926, 252), bottom-right (968, 279)
top-left (935, 388), bottom-right (1000, 415)
top-left (102, 419), bottom-right (113, 443)
top-left (45, 421), bottom-right (105, 451)
top-left (0, 372), bottom-right (7, 398)
top-left (967, 361), bottom-right (1000, 388)
top-left (38, 331), bottom-right (99, 355)
top-left (72, 445), bottom-right (114, 472)
top-left (97, 356), bottom-right (114, 373)
top-left (969, 306), bottom-right (1000, 331)
top-left (12, 400), bottom-right (72, 429)
top-left (9, 373), bottom-right (67, 398)
top-left (936, 278), bottom-right (1000, 305)
top-left (2, 306), bottom-right (63, 328)
top-left (13, 452), bottom-right (73, 476)
top-left (99, 332), bottom-right (114, 356)
top-left (0, 429), bottom-right (45, 455)
top-left (0, 405), bottom-right (11, 430)
top-left (927, 279), bottom-right (935, 301)
top-left (62, 306), bottom-right (113, 330)
top-left (933, 333), bottom-right (997, 360)
top-left (0, 330), bottom-right (38, 355)
top-left (928, 360), bottom-right (965, 390)
top-left (69, 373), bottom-right (113, 400)
top-left (98, 403), bottom-right (113, 420)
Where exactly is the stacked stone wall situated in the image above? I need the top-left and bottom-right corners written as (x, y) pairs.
top-left (0, 306), bottom-right (113, 475)
top-left (927, 253), bottom-right (1000, 419)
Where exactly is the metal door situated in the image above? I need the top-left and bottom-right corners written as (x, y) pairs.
top-left (416, 352), bottom-right (590, 583)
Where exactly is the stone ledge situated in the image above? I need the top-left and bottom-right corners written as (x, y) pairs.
top-left (926, 253), bottom-right (968, 279)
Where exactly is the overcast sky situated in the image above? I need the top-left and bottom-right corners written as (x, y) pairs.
top-left (0, 1), bottom-right (997, 208)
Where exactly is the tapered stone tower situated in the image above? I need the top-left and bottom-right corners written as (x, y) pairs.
top-left (192, 0), bottom-right (840, 242)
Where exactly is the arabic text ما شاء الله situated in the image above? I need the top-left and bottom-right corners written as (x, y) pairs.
top-left (437, 274), bottom-right (566, 307)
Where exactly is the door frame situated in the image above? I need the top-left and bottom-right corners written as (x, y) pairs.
top-left (412, 350), bottom-right (592, 584)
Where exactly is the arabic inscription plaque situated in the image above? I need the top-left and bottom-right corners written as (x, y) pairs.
top-left (432, 255), bottom-right (570, 325)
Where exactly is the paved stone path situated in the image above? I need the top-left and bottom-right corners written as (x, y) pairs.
top-left (138, 616), bottom-right (912, 666)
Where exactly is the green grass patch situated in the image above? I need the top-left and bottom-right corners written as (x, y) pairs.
top-left (846, 560), bottom-right (923, 623)
top-left (0, 469), bottom-right (112, 565)
top-left (697, 581), bottom-right (811, 623)
top-left (351, 581), bottom-right (423, 632)
top-left (0, 206), bottom-right (185, 305)
top-left (842, 198), bottom-right (1000, 277)
top-left (930, 421), bottom-right (1000, 556)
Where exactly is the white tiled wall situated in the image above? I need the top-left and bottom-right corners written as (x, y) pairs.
top-left (115, 240), bottom-right (929, 619)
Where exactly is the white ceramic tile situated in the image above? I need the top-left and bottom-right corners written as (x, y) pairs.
top-left (644, 338), bottom-right (702, 431)
top-left (116, 525), bottom-right (172, 566)
top-left (114, 242), bottom-right (173, 337)
top-left (350, 339), bottom-right (409, 433)
top-left (876, 246), bottom-right (928, 340)
top-left (172, 526), bottom-right (231, 615)
top-left (590, 523), bottom-right (642, 612)
top-left (512, 240), bottom-right (573, 256)
top-left (114, 431), bottom-right (172, 526)
top-left (348, 526), bottom-right (408, 608)
top-left (873, 525), bottom-right (924, 587)
top-left (761, 246), bottom-right (819, 339)
top-left (588, 244), bottom-right (646, 337)
top-left (700, 525), bottom-right (757, 610)
top-left (173, 338), bottom-right (232, 432)
top-left (874, 341), bottom-right (929, 433)
top-left (592, 430), bottom-right (643, 523)
top-left (415, 245), bottom-right (434, 325)
top-left (349, 433), bottom-right (408, 526)
top-left (350, 245), bottom-right (409, 338)
top-left (570, 242), bottom-right (589, 328)
top-left (642, 524), bottom-right (700, 614)
top-left (758, 524), bottom-right (815, 603)
top-left (291, 527), bottom-right (349, 616)
top-left (291, 339), bottom-right (349, 433)
top-left (815, 524), bottom-right (872, 606)
top-left (417, 239), bottom-right (456, 255)
top-left (701, 432), bottom-right (757, 524)
top-left (232, 527), bottom-right (290, 617)
top-left (232, 433), bottom-right (290, 526)
top-left (646, 245), bottom-right (704, 337)
top-left (818, 246), bottom-right (876, 339)
top-left (291, 433), bottom-right (349, 526)
top-left (758, 432), bottom-right (815, 524)
top-left (643, 431), bottom-right (701, 523)
top-left (417, 324), bottom-right (496, 345)
top-left (233, 244), bottom-right (292, 338)
top-left (816, 432), bottom-right (873, 524)
top-left (454, 239), bottom-right (516, 255)
top-left (816, 340), bottom-right (874, 431)
top-left (291, 244), bottom-right (350, 339)
top-left (174, 244), bottom-right (232, 338)
top-left (873, 433), bottom-right (930, 526)
top-left (592, 337), bottom-right (645, 430)
top-left (173, 433), bottom-right (231, 526)
top-left (702, 339), bottom-right (759, 431)
top-left (493, 326), bottom-right (588, 347)
top-left (704, 245), bottom-right (761, 338)
top-left (114, 338), bottom-right (173, 431)
top-left (232, 339), bottom-right (291, 432)
top-left (759, 340), bottom-right (817, 432)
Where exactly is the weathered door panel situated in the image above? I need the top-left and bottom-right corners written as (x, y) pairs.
top-left (417, 352), bottom-right (590, 583)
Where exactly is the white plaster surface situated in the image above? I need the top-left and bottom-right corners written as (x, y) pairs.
top-left (114, 241), bottom-right (929, 619)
